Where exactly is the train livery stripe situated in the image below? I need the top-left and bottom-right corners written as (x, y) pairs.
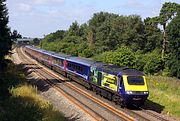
top-left (64, 60), bottom-right (67, 72)
top-left (123, 75), bottom-right (148, 91)
top-left (50, 55), bottom-right (52, 64)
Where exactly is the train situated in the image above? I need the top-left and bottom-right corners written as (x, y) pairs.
top-left (25, 45), bottom-right (149, 107)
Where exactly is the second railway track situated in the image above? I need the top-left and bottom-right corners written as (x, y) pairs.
top-left (16, 46), bottom-right (135, 121)
top-left (15, 46), bottom-right (175, 121)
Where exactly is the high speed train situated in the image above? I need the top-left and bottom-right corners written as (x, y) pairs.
top-left (25, 46), bottom-right (149, 106)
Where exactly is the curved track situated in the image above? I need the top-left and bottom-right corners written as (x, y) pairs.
top-left (15, 46), bottom-right (176, 121)
top-left (16, 46), bottom-right (135, 121)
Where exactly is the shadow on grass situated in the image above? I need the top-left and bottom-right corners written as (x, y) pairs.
top-left (0, 96), bottom-right (43, 121)
top-left (127, 99), bottom-right (165, 114)
top-left (142, 99), bottom-right (165, 113)
top-left (1, 95), bottom-right (67, 121)
top-left (0, 61), bottom-right (67, 121)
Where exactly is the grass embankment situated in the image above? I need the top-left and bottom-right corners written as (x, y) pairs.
top-left (147, 76), bottom-right (180, 119)
top-left (0, 60), bottom-right (65, 121)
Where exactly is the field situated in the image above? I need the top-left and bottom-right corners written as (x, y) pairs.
top-left (0, 60), bottom-right (65, 121)
top-left (146, 76), bottom-right (180, 119)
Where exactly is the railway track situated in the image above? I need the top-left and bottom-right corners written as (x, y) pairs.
top-left (16, 46), bottom-right (135, 121)
top-left (132, 106), bottom-right (174, 121)
top-left (15, 47), bottom-right (102, 121)
top-left (15, 46), bottom-right (175, 121)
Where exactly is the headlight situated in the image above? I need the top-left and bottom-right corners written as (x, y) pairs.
top-left (144, 91), bottom-right (149, 94)
top-left (126, 91), bottom-right (133, 94)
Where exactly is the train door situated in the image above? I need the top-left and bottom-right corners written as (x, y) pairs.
top-left (97, 72), bottom-right (102, 86)
top-left (90, 67), bottom-right (98, 84)
top-left (118, 76), bottom-right (124, 94)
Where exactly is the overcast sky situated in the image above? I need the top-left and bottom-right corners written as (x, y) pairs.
top-left (7, 0), bottom-right (180, 38)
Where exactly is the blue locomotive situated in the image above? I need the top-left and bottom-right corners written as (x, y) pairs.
top-left (25, 46), bottom-right (149, 106)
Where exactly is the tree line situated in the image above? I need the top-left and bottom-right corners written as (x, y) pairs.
top-left (1, 0), bottom-right (179, 78)
top-left (40, 2), bottom-right (180, 78)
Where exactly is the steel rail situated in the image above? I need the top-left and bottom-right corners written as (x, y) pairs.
top-left (21, 47), bottom-right (135, 121)
top-left (16, 47), bottom-right (102, 121)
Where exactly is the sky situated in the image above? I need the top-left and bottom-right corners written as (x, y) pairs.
top-left (6, 0), bottom-right (180, 38)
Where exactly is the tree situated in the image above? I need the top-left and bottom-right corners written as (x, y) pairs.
top-left (152, 2), bottom-right (179, 58)
top-left (33, 38), bottom-right (40, 45)
top-left (66, 21), bottom-right (81, 37)
top-left (11, 30), bottom-right (22, 41)
top-left (0, 0), bottom-right (11, 69)
top-left (143, 17), bottom-right (162, 52)
top-left (167, 12), bottom-right (180, 78)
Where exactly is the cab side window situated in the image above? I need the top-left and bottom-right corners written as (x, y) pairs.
top-left (119, 76), bottom-right (123, 89)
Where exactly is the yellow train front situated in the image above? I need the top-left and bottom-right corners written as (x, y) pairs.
top-left (119, 70), bottom-right (149, 106)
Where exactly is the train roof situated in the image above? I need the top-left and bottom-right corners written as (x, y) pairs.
top-left (66, 57), bottom-right (96, 66)
top-left (92, 62), bottom-right (144, 76)
top-left (25, 46), bottom-right (145, 76)
top-left (120, 69), bottom-right (144, 76)
top-left (52, 53), bottom-right (71, 59)
top-left (93, 63), bottom-right (126, 75)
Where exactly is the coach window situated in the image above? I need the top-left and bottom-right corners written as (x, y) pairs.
top-left (53, 58), bottom-right (56, 64)
top-left (77, 66), bottom-right (79, 71)
top-left (69, 63), bottom-right (71, 67)
top-left (59, 60), bottom-right (62, 66)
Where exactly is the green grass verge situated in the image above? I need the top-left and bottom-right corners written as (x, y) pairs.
top-left (0, 60), bottom-right (65, 121)
top-left (147, 76), bottom-right (180, 119)
top-left (8, 85), bottom-right (65, 121)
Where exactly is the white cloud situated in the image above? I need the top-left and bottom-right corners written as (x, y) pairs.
top-left (33, 0), bottom-right (64, 5)
top-left (122, 0), bottom-right (143, 8)
top-left (18, 3), bottom-right (32, 12)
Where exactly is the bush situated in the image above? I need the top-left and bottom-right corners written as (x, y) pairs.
top-left (0, 60), bottom-right (24, 99)
top-left (80, 48), bottom-right (94, 58)
top-left (94, 46), bottom-right (136, 68)
top-left (143, 51), bottom-right (164, 74)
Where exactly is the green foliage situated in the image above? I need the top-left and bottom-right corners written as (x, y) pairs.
top-left (94, 46), bottom-right (136, 68)
top-left (66, 21), bottom-right (83, 37)
top-left (79, 48), bottom-right (94, 58)
top-left (39, 2), bottom-right (180, 78)
top-left (11, 30), bottom-right (22, 41)
top-left (0, 85), bottom-right (65, 121)
top-left (143, 51), bottom-right (164, 75)
top-left (33, 38), bottom-right (40, 45)
top-left (0, 61), bottom-right (65, 121)
top-left (143, 17), bottom-right (162, 52)
top-left (0, 60), bottom-right (24, 99)
top-left (167, 13), bottom-right (180, 78)
top-left (0, 0), bottom-right (12, 69)
top-left (151, 2), bottom-right (180, 58)
top-left (159, 2), bottom-right (179, 24)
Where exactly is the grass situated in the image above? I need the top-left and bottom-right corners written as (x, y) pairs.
top-left (0, 60), bottom-right (65, 121)
top-left (146, 76), bottom-right (180, 119)
top-left (9, 85), bottom-right (65, 121)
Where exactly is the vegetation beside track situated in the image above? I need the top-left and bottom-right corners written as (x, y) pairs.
top-left (0, 60), bottom-right (65, 121)
top-left (146, 76), bottom-right (180, 119)
top-left (40, 2), bottom-right (180, 79)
